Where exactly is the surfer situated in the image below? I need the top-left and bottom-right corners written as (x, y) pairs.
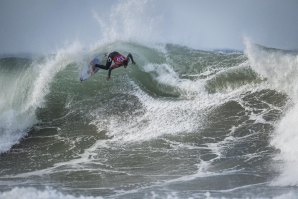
top-left (90, 51), bottom-right (136, 80)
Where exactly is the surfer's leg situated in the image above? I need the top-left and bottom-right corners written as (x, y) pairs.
top-left (95, 55), bottom-right (113, 70)
top-left (95, 64), bottom-right (109, 70)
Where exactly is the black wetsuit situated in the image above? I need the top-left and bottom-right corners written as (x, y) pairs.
top-left (95, 51), bottom-right (135, 78)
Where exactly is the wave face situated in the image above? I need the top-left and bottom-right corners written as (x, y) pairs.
top-left (1, 40), bottom-right (297, 198)
top-left (0, 43), bottom-right (82, 153)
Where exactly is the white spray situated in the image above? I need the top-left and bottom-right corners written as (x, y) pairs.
top-left (91, 0), bottom-right (163, 50)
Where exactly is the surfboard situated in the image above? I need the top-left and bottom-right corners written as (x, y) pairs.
top-left (80, 58), bottom-right (101, 82)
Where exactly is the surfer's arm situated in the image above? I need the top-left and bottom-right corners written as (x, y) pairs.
top-left (107, 64), bottom-right (121, 80)
top-left (107, 66), bottom-right (114, 80)
top-left (127, 53), bottom-right (136, 64)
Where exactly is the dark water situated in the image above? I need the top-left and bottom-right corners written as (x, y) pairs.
top-left (1, 42), bottom-right (298, 199)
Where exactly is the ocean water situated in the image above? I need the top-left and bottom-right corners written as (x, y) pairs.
top-left (1, 40), bottom-right (298, 199)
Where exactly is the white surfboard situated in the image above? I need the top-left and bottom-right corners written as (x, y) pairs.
top-left (80, 58), bottom-right (101, 82)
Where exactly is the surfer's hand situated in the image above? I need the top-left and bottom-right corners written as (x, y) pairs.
top-left (106, 77), bottom-right (111, 81)
top-left (132, 61), bottom-right (136, 65)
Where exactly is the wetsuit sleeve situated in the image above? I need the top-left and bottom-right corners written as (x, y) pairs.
top-left (108, 63), bottom-right (123, 78)
top-left (127, 53), bottom-right (136, 64)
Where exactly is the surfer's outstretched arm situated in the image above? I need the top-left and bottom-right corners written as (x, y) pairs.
top-left (127, 53), bottom-right (136, 64)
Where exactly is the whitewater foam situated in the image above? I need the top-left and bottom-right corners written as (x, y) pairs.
top-left (86, 57), bottom-right (257, 165)
top-left (143, 63), bottom-right (207, 98)
top-left (245, 39), bottom-right (298, 186)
